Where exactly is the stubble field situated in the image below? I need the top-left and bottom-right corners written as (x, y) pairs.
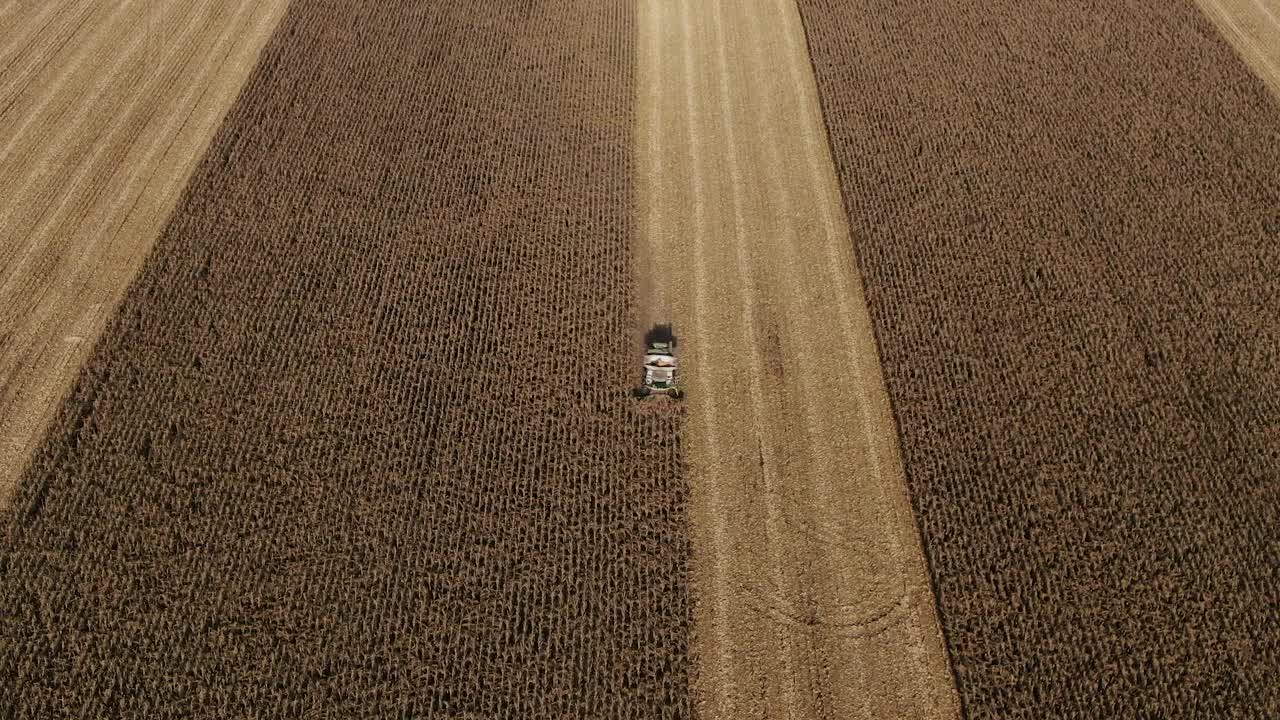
top-left (635, 0), bottom-right (958, 716)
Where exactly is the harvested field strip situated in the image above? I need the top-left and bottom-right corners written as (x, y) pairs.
top-left (1, 1), bottom-right (693, 717)
top-left (1195, 0), bottom-right (1280, 98)
top-left (0, 0), bottom-right (96, 113)
top-left (637, 0), bottom-right (957, 716)
top-left (0, 0), bottom-right (290, 506)
top-left (797, 0), bottom-right (1280, 715)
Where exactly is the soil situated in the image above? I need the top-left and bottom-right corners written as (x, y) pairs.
top-left (0, 0), bottom-right (290, 508)
top-left (796, 0), bottom-right (1280, 715)
top-left (0, 2), bottom-right (693, 717)
top-left (636, 0), bottom-right (959, 716)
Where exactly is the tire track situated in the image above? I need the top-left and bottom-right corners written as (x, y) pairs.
top-left (0, 0), bottom-right (189, 246)
top-left (737, 0), bottom-right (900, 630)
top-left (670, 0), bottom-right (739, 713)
top-left (0, 0), bottom-right (98, 117)
top-left (638, 0), bottom-right (960, 716)
top-left (759, 1), bottom-right (948, 706)
top-left (0, 0), bottom-right (224, 336)
top-left (734, 1), bottom-right (923, 712)
top-left (702, 0), bottom-right (806, 714)
top-left (726, 1), bottom-right (878, 712)
top-left (7, 0), bottom-right (262, 366)
top-left (0, 0), bottom-right (151, 166)
top-left (0, 0), bottom-right (92, 100)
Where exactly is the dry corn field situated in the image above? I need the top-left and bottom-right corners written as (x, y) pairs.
top-left (1, 1), bottom-right (692, 717)
top-left (2, 0), bottom-right (1279, 718)
top-left (797, 0), bottom-right (1280, 715)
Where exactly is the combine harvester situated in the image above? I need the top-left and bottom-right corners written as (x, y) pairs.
top-left (633, 324), bottom-right (683, 400)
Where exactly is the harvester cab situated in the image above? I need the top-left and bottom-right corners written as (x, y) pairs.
top-left (634, 338), bottom-right (683, 399)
